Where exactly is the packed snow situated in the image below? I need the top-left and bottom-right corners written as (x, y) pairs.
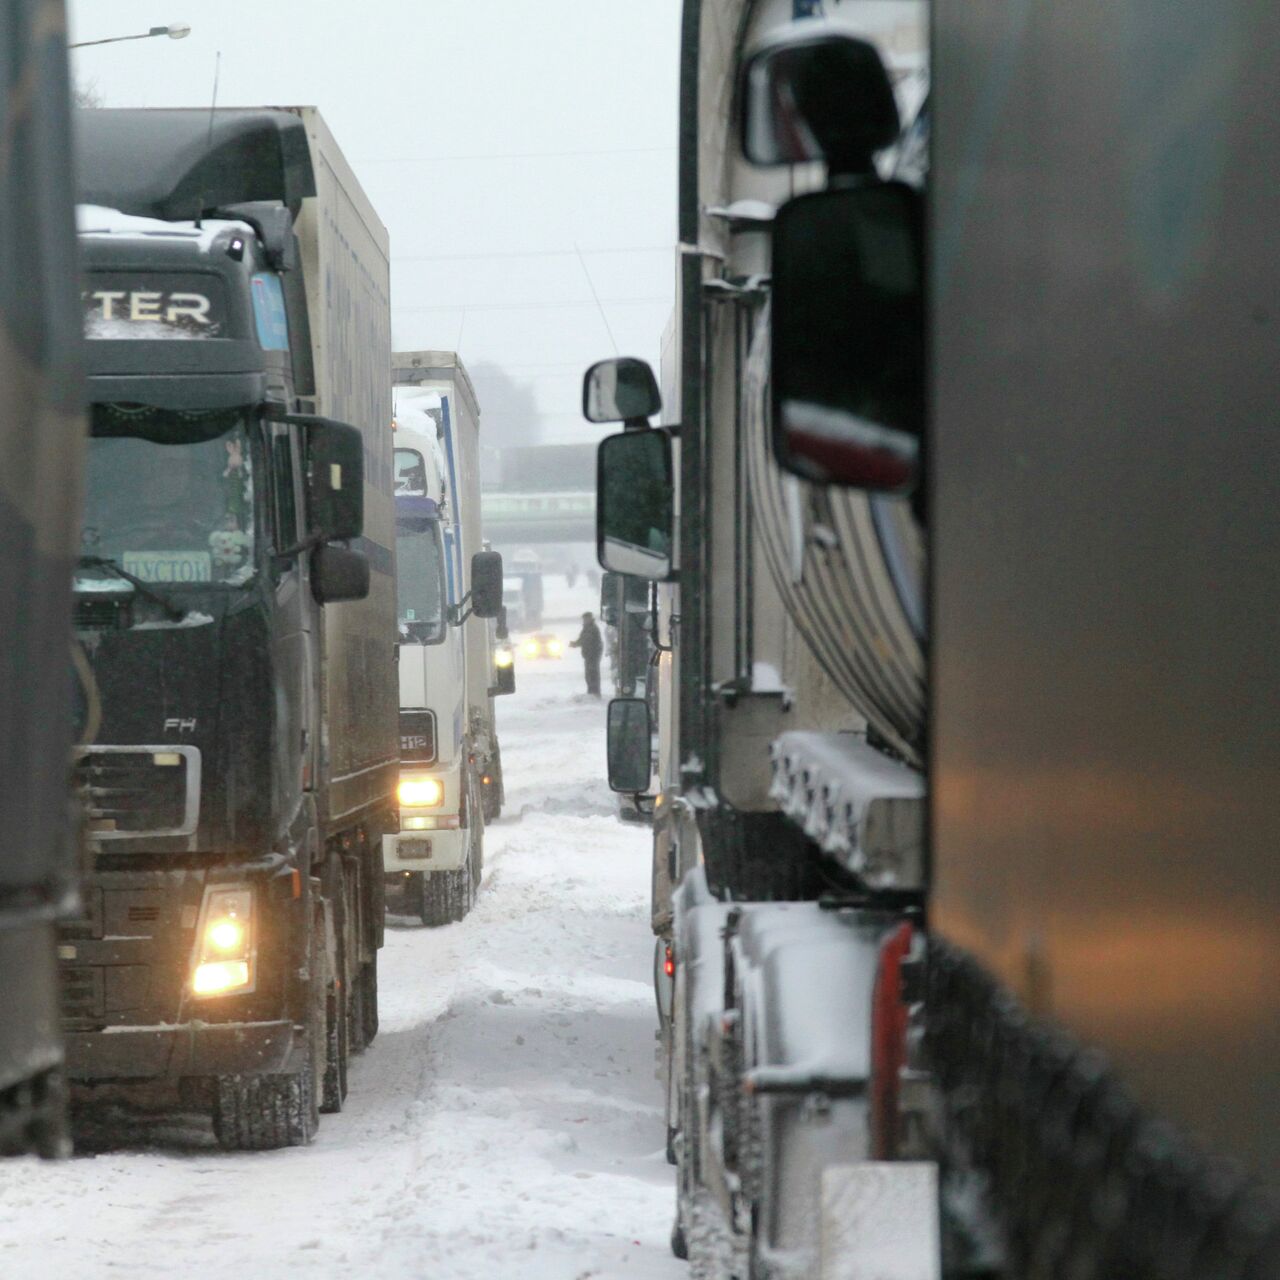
top-left (0, 581), bottom-right (684, 1279)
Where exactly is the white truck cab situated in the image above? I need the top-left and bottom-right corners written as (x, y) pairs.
top-left (384, 354), bottom-right (505, 924)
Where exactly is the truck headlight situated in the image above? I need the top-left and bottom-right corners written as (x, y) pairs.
top-left (398, 776), bottom-right (443, 808)
top-left (191, 887), bottom-right (254, 997)
top-left (494, 645), bottom-right (514, 668)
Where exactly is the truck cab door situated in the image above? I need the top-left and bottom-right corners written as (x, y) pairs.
top-left (269, 423), bottom-right (316, 817)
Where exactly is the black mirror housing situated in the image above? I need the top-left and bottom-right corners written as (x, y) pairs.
top-left (607, 697), bottom-right (652, 793)
top-left (470, 550), bottom-right (504, 619)
top-left (596, 429), bottom-right (676, 580)
top-left (582, 357), bottom-right (661, 424)
top-left (771, 183), bottom-right (925, 491)
top-left (305, 419), bottom-right (364, 541)
top-left (493, 663), bottom-right (516, 696)
top-left (311, 543), bottom-right (369, 604)
top-left (741, 25), bottom-right (899, 173)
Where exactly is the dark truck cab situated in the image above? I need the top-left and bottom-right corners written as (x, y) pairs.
top-left (62, 110), bottom-right (396, 1148)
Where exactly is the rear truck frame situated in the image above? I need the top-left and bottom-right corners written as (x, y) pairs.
top-left (61, 107), bottom-right (397, 1148)
top-left (0, 1), bottom-right (85, 1160)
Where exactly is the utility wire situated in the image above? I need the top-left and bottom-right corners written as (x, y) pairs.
top-left (396, 245), bottom-right (671, 264)
top-left (574, 243), bottom-right (620, 356)
top-left (396, 297), bottom-right (669, 314)
top-left (358, 145), bottom-right (674, 164)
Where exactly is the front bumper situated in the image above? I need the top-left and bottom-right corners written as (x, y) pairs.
top-left (383, 827), bottom-right (465, 873)
top-left (66, 1018), bottom-right (299, 1081)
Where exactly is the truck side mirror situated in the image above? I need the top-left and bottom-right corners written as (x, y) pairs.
top-left (311, 543), bottom-right (369, 604)
top-left (771, 183), bottom-right (924, 491)
top-left (607, 697), bottom-right (652, 793)
top-left (470, 550), bottom-right (504, 618)
top-left (583, 356), bottom-right (661, 424)
top-left (305, 419), bottom-right (365, 540)
top-left (596, 429), bottom-right (675, 581)
top-left (740, 25), bottom-right (899, 174)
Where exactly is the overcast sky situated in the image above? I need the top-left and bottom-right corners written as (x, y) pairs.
top-left (69, 1), bottom-right (681, 444)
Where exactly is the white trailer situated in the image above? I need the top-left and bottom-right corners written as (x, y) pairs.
top-left (384, 352), bottom-right (506, 924)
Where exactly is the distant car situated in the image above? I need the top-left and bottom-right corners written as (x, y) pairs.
top-left (521, 632), bottom-right (563, 660)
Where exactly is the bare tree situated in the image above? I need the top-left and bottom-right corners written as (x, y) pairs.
top-left (72, 80), bottom-right (102, 108)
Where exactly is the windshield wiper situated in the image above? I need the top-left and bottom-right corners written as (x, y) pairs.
top-left (76, 556), bottom-right (186, 621)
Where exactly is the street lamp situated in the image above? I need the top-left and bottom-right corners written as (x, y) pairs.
top-left (70, 23), bottom-right (191, 49)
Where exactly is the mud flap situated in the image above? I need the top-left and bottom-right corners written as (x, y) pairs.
top-left (820, 1162), bottom-right (939, 1280)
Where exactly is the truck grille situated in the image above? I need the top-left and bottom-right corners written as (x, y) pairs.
top-left (60, 967), bottom-right (104, 1026)
top-left (399, 710), bottom-right (437, 765)
top-left (75, 746), bottom-right (201, 839)
top-left (74, 595), bottom-right (133, 630)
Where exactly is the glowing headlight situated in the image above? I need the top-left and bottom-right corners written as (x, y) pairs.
top-left (398, 776), bottom-right (444, 808)
top-left (191, 887), bottom-right (253, 998)
top-left (523, 639), bottom-right (539, 657)
top-left (193, 960), bottom-right (251, 996)
top-left (207, 918), bottom-right (246, 953)
top-left (494, 645), bottom-right (514, 668)
top-left (546, 639), bottom-right (563, 656)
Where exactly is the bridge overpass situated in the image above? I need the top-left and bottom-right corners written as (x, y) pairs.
top-left (480, 443), bottom-right (596, 546)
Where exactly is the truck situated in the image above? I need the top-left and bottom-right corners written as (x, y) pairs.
top-left (385, 352), bottom-right (507, 925)
top-left (63, 106), bottom-right (398, 1148)
top-left (590, 2), bottom-right (1279, 1277)
top-left (0, 0), bottom-right (84, 1159)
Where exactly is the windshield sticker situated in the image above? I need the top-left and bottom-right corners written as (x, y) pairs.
top-left (123, 551), bottom-right (213, 583)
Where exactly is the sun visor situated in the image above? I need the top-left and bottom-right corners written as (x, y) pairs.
top-left (86, 372), bottom-right (267, 411)
top-left (76, 109), bottom-right (316, 220)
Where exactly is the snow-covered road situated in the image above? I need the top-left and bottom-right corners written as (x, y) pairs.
top-left (0, 587), bottom-right (684, 1279)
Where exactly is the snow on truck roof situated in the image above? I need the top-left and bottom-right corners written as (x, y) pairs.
top-left (77, 204), bottom-right (252, 252)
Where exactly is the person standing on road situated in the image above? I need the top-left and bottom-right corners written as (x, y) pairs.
top-left (569, 611), bottom-right (603, 697)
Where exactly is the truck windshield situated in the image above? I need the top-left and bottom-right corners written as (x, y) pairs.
top-left (79, 405), bottom-right (256, 586)
top-left (397, 520), bottom-right (447, 643)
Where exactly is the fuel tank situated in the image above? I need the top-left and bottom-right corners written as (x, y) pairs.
top-left (744, 308), bottom-right (925, 766)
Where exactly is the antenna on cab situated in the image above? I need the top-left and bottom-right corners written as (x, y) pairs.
top-left (194, 50), bottom-right (221, 227)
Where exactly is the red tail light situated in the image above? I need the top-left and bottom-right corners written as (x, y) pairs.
top-left (664, 944), bottom-right (675, 978)
top-left (870, 921), bottom-right (914, 1159)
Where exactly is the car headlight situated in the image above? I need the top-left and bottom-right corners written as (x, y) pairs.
top-left (523, 639), bottom-right (539, 657)
top-left (546, 639), bottom-right (563, 656)
top-left (398, 776), bottom-right (444, 808)
top-left (191, 887), bottom-right (254, 997)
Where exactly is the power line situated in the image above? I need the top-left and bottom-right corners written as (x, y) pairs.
top-left (358, 145), bottom-right (674, 165)
top-left (395, 245), bottom-right (671, 264)
top-left (575, 243), bottom-right (618, 357)
top-left (396, 297), bottom-right (671, 314)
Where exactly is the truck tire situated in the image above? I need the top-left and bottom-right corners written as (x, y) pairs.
top-left (321, 868), bottom-right (350, 1113)
top-left (357, 952), bottom-right (379, 1047)
top-left (321, 960), bottom-right (350, 1113)
top-left (213, 1067), bottom-right (318, 1150)
top-left (418, 868), bottom-right (454, 927)
top-left (28, 1066), bottom-right (71, 1159)
top-left (213, 926), bottom-right (322, 1151)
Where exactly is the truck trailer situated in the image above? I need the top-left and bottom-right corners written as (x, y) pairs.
top-left (0, 0), bottom-right (85, 1159)
top-left (590, 1), bottom-right (1278, 1276)
top-left (63, 106), bottom-right (397, 1148)
top-left (385, 352), bottom-right (506, 924)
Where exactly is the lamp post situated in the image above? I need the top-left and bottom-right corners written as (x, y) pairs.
top-left (70, 23), bottom-right (191, 50)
